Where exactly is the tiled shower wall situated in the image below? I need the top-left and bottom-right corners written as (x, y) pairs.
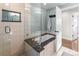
top-left (0, 3), bottom-right (25, 55)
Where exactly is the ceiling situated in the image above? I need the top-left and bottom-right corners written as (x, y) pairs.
top-left (30, 3), bottom-right (65, 10)
top-left (30, 3), bottom-right (78, 10)
top-left (41, 3), bottom-right (65, 10)
top-left (63, 6), bottom-right (79, 13)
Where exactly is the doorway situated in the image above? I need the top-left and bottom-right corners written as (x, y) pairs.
top-left (62, 6), bottom-right (79, 52)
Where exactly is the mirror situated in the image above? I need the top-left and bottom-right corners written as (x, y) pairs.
top-left (2, 9), bottom-right (21, 22)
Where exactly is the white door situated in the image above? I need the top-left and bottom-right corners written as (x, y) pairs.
top-left (56, 6), bottom-right (62, 52)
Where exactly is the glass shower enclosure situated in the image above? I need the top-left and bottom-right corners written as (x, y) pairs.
top-left (24, 3), bottom-right (56, 56)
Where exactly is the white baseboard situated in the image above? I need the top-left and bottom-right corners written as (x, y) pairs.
top-left (57, 46), bottom-right (79, 56)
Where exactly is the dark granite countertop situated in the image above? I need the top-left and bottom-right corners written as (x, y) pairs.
top-left (24, 33), bottom-right (56, 53)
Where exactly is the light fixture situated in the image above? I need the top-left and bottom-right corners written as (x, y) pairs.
top-left (44, 3), bottom-right (46, 6)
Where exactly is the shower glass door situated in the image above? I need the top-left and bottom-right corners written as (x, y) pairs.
top-left (24, 3), bottom-right (42, 56)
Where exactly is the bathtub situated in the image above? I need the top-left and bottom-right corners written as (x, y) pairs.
top-left (25, 33), bottom-right (56, 55)
top-left (34, 34), bottom-right (55, 43)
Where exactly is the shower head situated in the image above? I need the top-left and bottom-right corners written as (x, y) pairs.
top-left (49, 15), bottom-right (56, 18)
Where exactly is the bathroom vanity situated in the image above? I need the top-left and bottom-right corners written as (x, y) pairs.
top-left (24, 33), bottom-right (56, 56)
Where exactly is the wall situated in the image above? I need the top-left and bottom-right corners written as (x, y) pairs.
top-left (62, 12), bottom-right (73, 41)
top-left (0, 3), bottom-right (25, 55)
top-left (47, 7), bottom-right (62, 52)
top-left (46, 8), bottom-right (56, 33)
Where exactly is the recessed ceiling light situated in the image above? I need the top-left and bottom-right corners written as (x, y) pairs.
top-left (44, 3), bottom-right (46, 6)
top-left (5, 3), bottom-right (9, 6)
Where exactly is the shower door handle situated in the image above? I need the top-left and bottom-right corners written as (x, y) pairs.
top-left (55, 31), bottom-right (59, 33)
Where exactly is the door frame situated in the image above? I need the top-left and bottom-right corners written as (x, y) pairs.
top-left (61, 4), bottom-right (79, 52)
top-left (56, 6), bottom-right (62, 52)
